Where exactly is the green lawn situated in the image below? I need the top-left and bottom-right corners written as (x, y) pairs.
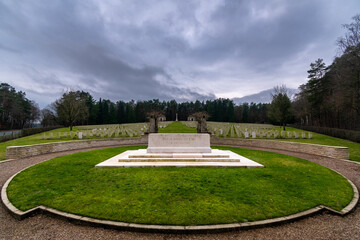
top-left (159, 121), bottom-right (197, 133)
top-left (7, 146), bottom-right (353, 225)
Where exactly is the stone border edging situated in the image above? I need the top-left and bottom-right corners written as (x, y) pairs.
top-left (1, 149), bottom-right (358, 233)
top-left (5, 137), bottom-right (148, 160)
top-left (210, 136), bottom-right (349, 160)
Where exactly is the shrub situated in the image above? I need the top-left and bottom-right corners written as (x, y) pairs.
top-left (291, 125), bottom-right (360, 143)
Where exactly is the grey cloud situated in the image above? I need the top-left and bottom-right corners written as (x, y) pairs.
top-left (0, 0), bottom-right (358, 107)
top-left (0, 0), bottom-right (211, 106)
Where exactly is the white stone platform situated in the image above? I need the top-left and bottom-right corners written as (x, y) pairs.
top-left (95, 149), bottom-right (264, 168)
top-left (95, 133), bottom-right (264, 168)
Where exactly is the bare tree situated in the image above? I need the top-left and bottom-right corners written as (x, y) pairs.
top-left (55, 91), bottom-right (89, 131)
top-left (269, 85), bottom-right (293, 130)
top-left (41, 108), bottom-right (58, 127)
top-left (337, 14), bottom-right (360, 53)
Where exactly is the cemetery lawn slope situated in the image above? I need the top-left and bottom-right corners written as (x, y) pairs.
top-left (1, 123), bottom-right (359, 163)
top-left (159, 121), bottom-right (197, 133)
top-left (274, 127), bottom-right (360, 162)
top-left (7, 146), bottom-right (353, 225)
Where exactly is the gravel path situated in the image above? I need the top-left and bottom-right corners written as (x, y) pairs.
top-left (1, 146), bottom-right (359, 240)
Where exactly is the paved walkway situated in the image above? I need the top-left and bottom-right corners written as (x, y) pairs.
top-left (1, 146), bottom-right (359, 240)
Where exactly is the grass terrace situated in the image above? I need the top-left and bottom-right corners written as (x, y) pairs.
top-left (7, 146), bottom-right (353, 225)
top-left (0, 121), bottom-right (359, 162)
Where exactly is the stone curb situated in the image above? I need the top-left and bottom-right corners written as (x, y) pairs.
top-left (1, 149), bottom-right (359, 233)
top-left (0, 158), bottom-right (18, 164)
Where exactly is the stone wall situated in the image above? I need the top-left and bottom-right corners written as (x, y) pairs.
top-left (6, 135), bottom-right (349, 160)
top-left (210, 136), bottom-right (349, 160)
top-left (6, 137), bottom-right (148, 160)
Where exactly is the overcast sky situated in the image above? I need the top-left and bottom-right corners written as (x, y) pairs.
top-left (0, 0), bottom-right (359, 108)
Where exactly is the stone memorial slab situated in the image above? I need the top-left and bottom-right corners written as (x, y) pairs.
top-left (147, 134), bottom-right (211, 153)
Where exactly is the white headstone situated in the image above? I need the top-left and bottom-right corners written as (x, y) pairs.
top-left (252, 132), bottom-right (256, 138)
top-left (244, 132), bottom-right (249, 138)
top-left (78, 132), bottom-right (83, 139)
top-left (302, 132), bottom-right (306, 138)
top-left (281, 131), bottom-right (285, 138)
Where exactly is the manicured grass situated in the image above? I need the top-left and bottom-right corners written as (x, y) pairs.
top-left (7, 146), bottom-right (353, 225)
top-left (159, 121), bottom-right (197, 133)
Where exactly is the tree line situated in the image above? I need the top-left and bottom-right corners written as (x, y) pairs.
top-left (0, 83), bottom-right (39, 129)
top-left (42, 91), bottom-right (271, 130)
top-left (293, 14), bottom-right (360, 130)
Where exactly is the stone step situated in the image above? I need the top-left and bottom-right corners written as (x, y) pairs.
top-left (119, 158), bottom-right (240, 162)
top-left (128, 153), bottom-right (230, 158)
top-left (108, 161), bottom-right (261, 168)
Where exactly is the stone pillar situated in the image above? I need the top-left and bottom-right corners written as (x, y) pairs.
top-left (149, 118), bottom-right (158, 133)
top-left (175, 113), bottom-right (178, 122)
top-left (200, 117), bottom-right (207, 133)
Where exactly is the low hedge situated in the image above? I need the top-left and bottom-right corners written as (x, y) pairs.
top-left (0, 126), bottom-right (62, 143)
top-left (292, 125), bottom-right (360, 143)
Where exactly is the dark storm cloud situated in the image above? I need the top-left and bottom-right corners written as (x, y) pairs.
top-left (0, 0), bottom-right (214, 105)
top-left (187, 1), bottom-right (328, 69)
top-left (0, 0), bottom-right (358, 107)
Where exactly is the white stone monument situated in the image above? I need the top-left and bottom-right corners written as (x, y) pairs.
top-left (96, 133), bottom-right (263, 168)
top-left (147, 134), bottom-right (211, 153)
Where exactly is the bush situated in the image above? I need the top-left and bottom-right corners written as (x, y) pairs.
top-left (0, 126), bottom-right (62, 143)
top-left (291, 125), bottom-right (360, 143)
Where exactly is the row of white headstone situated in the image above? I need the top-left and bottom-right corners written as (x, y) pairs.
top-left (41, 122), bottom-right (174, 140)
top-left (208, 124), bottom-right (313, 139)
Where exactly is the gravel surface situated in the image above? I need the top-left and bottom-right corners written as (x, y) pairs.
top-left (1, 146), bottom-right (359, 240)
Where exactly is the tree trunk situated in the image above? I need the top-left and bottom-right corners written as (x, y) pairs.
top-left (70, 125), bottom-right (73, 131)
